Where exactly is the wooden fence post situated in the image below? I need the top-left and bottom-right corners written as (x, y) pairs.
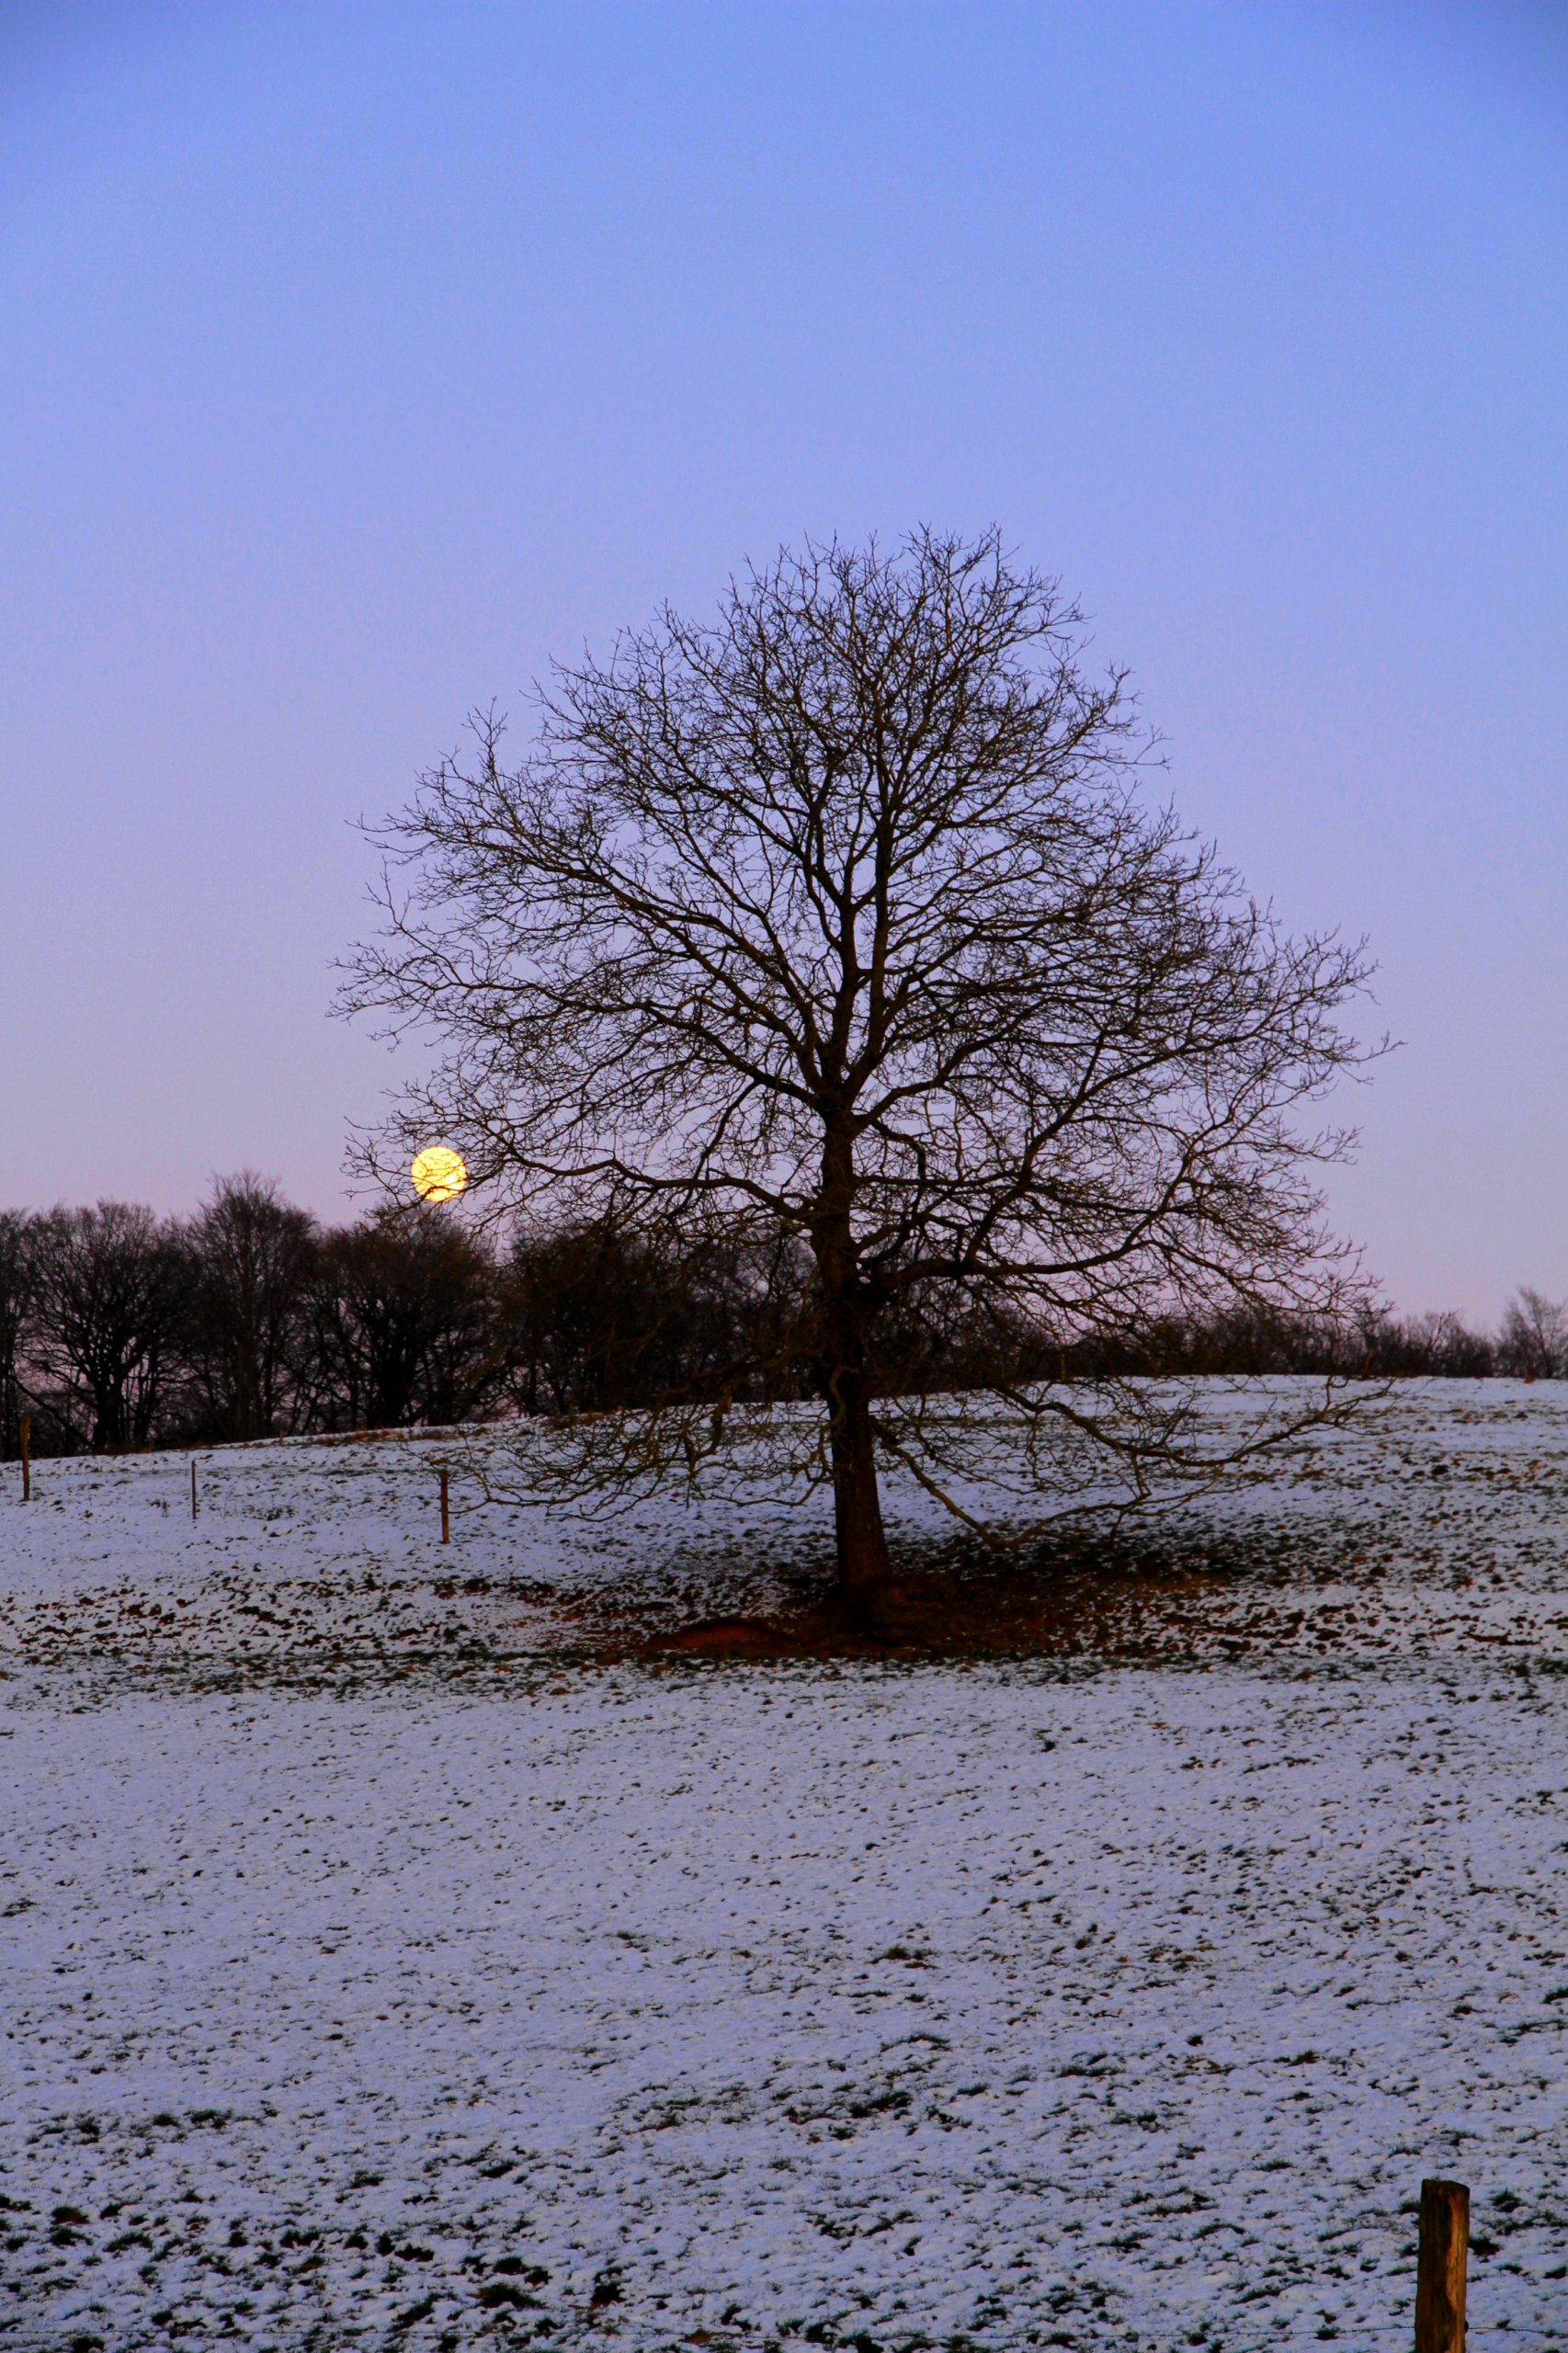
top-left (439, 1463), bottom-right (449, 1545)
top-left (1415, 2178), bottom-right (1468, 2353)
top-left (19, 1414), bottom-right (29, 1505)
top-left (191, 1457), bottom-right (198, 1521)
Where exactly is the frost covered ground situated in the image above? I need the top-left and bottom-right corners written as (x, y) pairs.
top-left (3, 1383), bottom-right (1568, 2351)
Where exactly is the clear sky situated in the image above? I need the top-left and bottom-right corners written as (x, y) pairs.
top-left (1, 2), bottom-right (1563, 1321)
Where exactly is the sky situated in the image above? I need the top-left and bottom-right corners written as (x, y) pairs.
top-left (0, 2), bottom-right (1563, 1321)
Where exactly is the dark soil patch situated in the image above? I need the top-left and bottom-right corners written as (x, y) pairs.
top-left (656, 1618), bottom-right (802, 1659)
top-left (641, 1520), bottom-right (1352, 1663)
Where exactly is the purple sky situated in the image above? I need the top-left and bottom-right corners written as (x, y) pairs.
top-left (1, 4), bottom-right (1563, 1320)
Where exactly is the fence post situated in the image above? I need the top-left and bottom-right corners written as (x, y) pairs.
top-left (439, 1463), bottom-right (449, 1545)
top-left (1415, 2178), bottom-right (1468, 2353)
top-left (19, 1414), bottom-right (29, 1505)
top-left (191, 1457), bottom-right (198, 1521)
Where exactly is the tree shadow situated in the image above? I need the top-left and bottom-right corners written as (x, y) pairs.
top-left (646, 1515), bottom-right (1340, 1661)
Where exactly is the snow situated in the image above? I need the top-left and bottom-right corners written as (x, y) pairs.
top-left (3, 1383), bottom-right (1568, 2350)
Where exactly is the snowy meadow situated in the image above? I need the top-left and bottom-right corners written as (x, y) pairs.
top-left (3, 1382), bottom-right (1567, 2352)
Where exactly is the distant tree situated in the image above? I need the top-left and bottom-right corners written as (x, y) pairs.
top-left (301, 1206), bottom-right (500, 1430)
top-left (501, 1215), bottom-right (806, 1415)
top-left (1358, 1308), bottom-right (1496, 1380)
top-left (343, 529), bottom-right (1378, 1621)
top-left (1497, 1288), bottom-right (1568, 1381)
top-left (31, 1202), bottom-right (187, 1449)
top-left (504, 1218), bottom-right (701, 1417)
top-left (183, 1173), bottom-right (318, 1441)
top-left (0, 1210), bottom-right (36, 1460)
top-left (1423, 1312), bottom-right (1497, 1379)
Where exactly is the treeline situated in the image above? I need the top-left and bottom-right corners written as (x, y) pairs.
top-left (0, 1176), bottom-right (804, 1459)
top-left (0, 1174), bottom-right (1563, 1460)
top-left (1062, 1293), bottom-right (1567, 1383)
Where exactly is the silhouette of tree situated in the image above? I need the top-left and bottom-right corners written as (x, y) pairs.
top-left (346, 530), bottom-right (1379, 1617)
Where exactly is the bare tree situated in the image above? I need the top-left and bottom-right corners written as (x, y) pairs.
top-left (343, 529), bottom-right (1378, 1618)
top-left (184, 1172), bottom-right (319, 1441)
top-left (1498, 1287), bottom-right (1568, 1381)
top-left (1358, 1307), bottom-right (1496, 1380)
top-left (299, 1205), bottom-right (501, 1431)
top-left (32, 1202), bottom-right (187, 1450)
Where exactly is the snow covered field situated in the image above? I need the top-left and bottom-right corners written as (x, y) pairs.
top-left (3, 1384), bottom-right (1568, 2351)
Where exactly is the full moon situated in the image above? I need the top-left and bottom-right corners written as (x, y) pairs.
top-left (411, 1145), bottom-right (469, 1203)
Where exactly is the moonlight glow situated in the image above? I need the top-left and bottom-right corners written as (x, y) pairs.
top-left (411, 1145), bottom-right (468, 1203)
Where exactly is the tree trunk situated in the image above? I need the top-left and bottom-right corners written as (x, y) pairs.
top-left (830, 1367), bottom-right (892, 1619)
top-left (814, 1124), bottom-right (894, 1623)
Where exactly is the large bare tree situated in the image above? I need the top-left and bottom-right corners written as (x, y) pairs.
top-left (343, 529), bottom-right (1377, 1617)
